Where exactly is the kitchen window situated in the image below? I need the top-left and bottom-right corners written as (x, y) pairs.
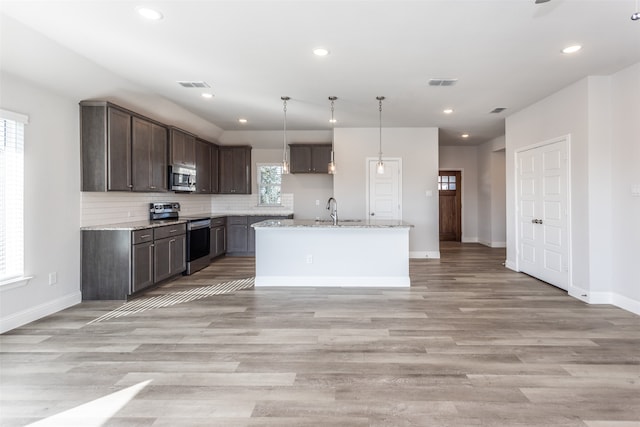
top-left (257, 163), bottom-right (283, 206)
top-left (0, 109), bottom-right (28, 285)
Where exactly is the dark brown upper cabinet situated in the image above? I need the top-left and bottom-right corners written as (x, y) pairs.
top-left (195, 138), bottom-right (212, 194)
top-left (132, 117), bottom-right (168, 192)
top-left (289, 144), bottom-right (332, 174)
top-left (169, 128), bottom-right (196, 168)
top-left (219, 146), bottom-right (251, 194)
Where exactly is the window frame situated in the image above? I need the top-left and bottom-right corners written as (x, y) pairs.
top-left (256, 163), bottom-right (283, 206)
top-left (0, 109), bottom-right (29, 286)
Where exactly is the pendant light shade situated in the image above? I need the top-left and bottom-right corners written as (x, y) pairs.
top-left (376, 96), bottom-right (385, 175)
top-left (328, 96), bottom-right (338, 174)
top-left (281, 96), bottom-right (290, 174)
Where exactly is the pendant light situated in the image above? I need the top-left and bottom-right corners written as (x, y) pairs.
top-left (281, 96), bottom-right (290, 174)
top-left (632, 0), bottom-right (640, 20)
top-left (328, 96), bottom-right (338, 174)
top-left (376, 96), bottom-right (386, 174)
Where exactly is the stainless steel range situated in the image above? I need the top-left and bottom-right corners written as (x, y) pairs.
top-left (150, 203), bottom-right (211, 275)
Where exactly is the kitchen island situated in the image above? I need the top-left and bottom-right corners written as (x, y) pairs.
top-left (252, 219), bottom-right (413, 287)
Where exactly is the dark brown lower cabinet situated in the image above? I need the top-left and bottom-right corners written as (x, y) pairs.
top-left (82, 223), bottom-right (186, 300)
top-left (154, 235), bottom-right (186, 283)
top-left (210, 217), bottom-right (226, 259)
top-left (132, 240), bottom-right (154, 293)
top-left (225, 215), bottom-right (292, 256)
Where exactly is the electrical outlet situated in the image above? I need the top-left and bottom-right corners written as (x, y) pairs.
top-left (315, 200), bottom-right (320, 206)
top-left (306, 255), bottom-right (313, 264)
top-left (48, 272), bottom-right (57, 285)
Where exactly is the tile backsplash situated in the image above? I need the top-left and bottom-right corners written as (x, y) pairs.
top-left (80, 192), bottom-right (294, 227)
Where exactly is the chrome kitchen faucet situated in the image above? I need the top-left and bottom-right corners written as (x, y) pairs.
top-left (326, 197), bottom-right (338, 225)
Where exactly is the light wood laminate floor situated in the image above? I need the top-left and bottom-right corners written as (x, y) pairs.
top-left (1, 243), bottom-right (639, 426)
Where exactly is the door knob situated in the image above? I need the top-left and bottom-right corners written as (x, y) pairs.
top-left (531, 219), bottom-right (537, 224)
top-left (371, 212), bottom-right (375, 216)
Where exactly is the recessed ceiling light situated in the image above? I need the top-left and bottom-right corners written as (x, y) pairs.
top-left (443, 108), bottom-right (454, 114)
top-left (238, 118), bottom-right (248, 124)
top-left (137, 7), bottom-right (163, 21)
top-left (562, 45), bottom-right (582, 54)
top-left (201, 93), bottom-right (213, 99)
top-left (461, 133), bottom-right (470, 138)
top-left (313, 47), bottom-right (330, 56)
top-left (329, 118), bottom-right (337, 123)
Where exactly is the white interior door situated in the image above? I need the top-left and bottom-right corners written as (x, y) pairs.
top-left (368, 159), bottom-right (401, 220)
top-left (517, 139), bottom-right (569, 290)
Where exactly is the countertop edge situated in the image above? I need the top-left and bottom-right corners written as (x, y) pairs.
top-left (81, 211), bottom-right (294, 231)
top-left (252, 219), bottom-right (414, 229)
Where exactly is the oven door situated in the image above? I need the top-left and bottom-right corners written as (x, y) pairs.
top-left (187, 220), bottom-right (211, 262)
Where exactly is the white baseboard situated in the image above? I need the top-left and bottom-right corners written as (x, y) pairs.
top-left (478, 240), bottom-right (507, 248)
top-left (462, 237), bottom-right (478, 243)
top-left (0, 291), bottom-right (82, 334)
top-left (410, 251), bottom-right (441, 259)
top-left (255, 276), bottom-right (410, 287)
top-left (569, 285), bottom-right (640, 316)
top-left (611, 293), bottom-right (640, 316)
top-left (505, 260), bottom-right (518, 271)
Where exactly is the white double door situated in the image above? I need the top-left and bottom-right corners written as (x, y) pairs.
top-left (516, 139), bottom-right (569, 290)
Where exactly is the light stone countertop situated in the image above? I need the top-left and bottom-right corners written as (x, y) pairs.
top-left (81, 210), bottom-right (294, 231)
top-left (252, 219), bottom-right (413, 229)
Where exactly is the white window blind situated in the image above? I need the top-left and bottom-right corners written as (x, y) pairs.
top-left (0, 109), bottom-right (28, 282)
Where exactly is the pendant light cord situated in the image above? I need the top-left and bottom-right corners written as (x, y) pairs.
top-left (377, 96), bottom-right (385, 159)
top-left (281, 96), bottom-right (290, 172)
top-left (378, 99), bottom-right (382, 157)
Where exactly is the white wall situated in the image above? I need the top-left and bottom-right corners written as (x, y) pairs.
top-left (476, 136), bottom-right (506, 248)
top-left (505, 61), bottom-right (640, 314)
top-left (0, 72), bottom-right (82, 332)
top-left (610, 63), bottom-right (640, 308)
top-left (491, 149), bottom-right (506, 246)
top-left (334, 128), bottom-right (439, 257)
top-left (439, 145), bottom-right (479, 243)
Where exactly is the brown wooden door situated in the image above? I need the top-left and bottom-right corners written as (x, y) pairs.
top-left (439, 171), bottom-right (461, 241)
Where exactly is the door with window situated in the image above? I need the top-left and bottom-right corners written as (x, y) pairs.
top-left (439, 171), bottom-right (461, 241)
top-left (516, 138), bottom-right (569, 290)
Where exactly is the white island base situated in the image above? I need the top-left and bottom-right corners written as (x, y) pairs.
top-left (253, 220), bottom-right (412, 287)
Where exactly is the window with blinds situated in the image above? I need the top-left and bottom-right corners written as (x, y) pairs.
top-left (0, 109), bottom-right (28, 283)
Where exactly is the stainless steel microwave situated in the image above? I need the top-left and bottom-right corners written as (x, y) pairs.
top-left (169, 165), bottom-right (196, 192)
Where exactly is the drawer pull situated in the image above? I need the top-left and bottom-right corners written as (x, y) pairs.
top-left (140, 234), bottom-right (151, 238)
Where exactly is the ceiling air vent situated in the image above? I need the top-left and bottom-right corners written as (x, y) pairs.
top-left (177, 81), bottom-right (211, 88)
top-left (428, 78), bottom-right (458, 87)
top-left (490, 107), bottom-right (507, 114)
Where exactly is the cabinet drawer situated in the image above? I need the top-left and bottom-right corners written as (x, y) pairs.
top-left (132, 229), bottom-right (154, 244)
top-left (154, 223), bottom-right (186, 240)
top-left (227, 216), bottom-right (247, 225)
top-left (211, 217), bottom-right (226, 227)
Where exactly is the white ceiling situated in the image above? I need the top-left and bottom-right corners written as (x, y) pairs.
top-left (1, 0), bottom-right (639, 146)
